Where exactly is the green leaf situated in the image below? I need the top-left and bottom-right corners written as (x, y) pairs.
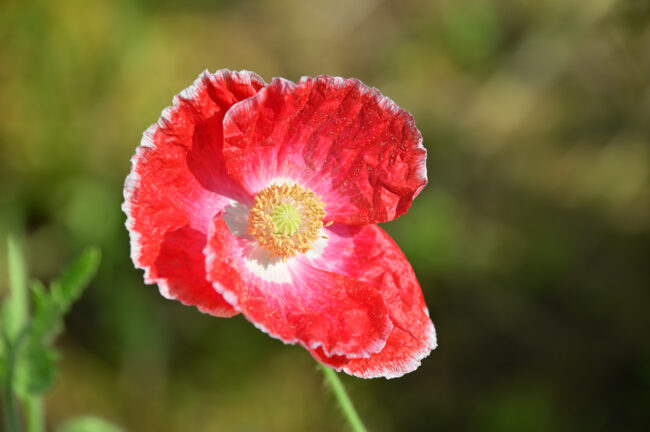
top-left (13, 344), bottom-right (57, 397)
top-left (30, 280), bottom-right (63, 343)
top-left (56, 416), bottom-right (124, 432)
top-left (50, 248), bottom-right (101, 311)
top-left (2, 236), bottom-right (29, 342)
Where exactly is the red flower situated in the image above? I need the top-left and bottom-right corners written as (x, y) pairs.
top-left (123, 69), bottom-right (436, 378)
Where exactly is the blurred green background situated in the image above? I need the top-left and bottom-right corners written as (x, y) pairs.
top-left (1, 0), bottom-right (649, 430)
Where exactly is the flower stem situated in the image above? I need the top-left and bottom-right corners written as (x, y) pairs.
top-left (2, 333), bottom-right (22, 432)
top-left (319, 363), bottom-right (368, 432)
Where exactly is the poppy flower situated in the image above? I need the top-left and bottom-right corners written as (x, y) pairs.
top-left (123, 69), bottom-right (436, 378)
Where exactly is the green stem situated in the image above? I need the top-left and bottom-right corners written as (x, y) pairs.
top-left (3, 236), bottom-right (29, 432)
top-left (24, 395), bottom-right (44, 432)
top-left (2, 374), bottom-right (20, 432)
top-left (2, 333), bottom-right (21, 432)
top-left (319, 363), bottom-right (368, 432)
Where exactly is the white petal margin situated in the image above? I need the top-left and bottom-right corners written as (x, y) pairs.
top-left (346, 320), bottom-right (437, 379)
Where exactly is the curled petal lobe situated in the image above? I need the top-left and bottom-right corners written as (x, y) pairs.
top-left (204, 215), bottom-right (393, 358)
top-left (123, 69), bottom-right (265, 317)
top-left (305, 224), bottom-right (437, 378)
top-left (222, 76), bottom-right (427, 225)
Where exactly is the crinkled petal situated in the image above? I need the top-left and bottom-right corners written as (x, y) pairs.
top-left (222, 75), bottom-right (427, 225)
top-left (204, 215), bottom-right (393, 357)
top-left (123, 69), bottom-right (265, 317)
top-left (304, 224), bottom-right (437, 378)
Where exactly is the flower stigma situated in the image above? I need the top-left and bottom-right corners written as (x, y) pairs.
top-left (271, 203), bottom-right (301, 236)
top-left (248, 183), bottom-right (327, 261)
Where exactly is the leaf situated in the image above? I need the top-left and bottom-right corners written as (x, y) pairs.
top-left (56, 416), bottom-right (125, 432)
top-left (13, 344), bottom-right (58, 397)
top-left (50, 248), bottom-right (101, 312)
top-left (30, 280), bottom-right (63, 343)
top-left (1, 236), bottom-right (29, 342)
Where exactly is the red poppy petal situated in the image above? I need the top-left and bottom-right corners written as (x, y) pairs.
top-left (204, 216), bottom-right (393, 357)
top-left (222, 76), bottom-right (427, 225)
top-left (305, 224), bottom-right (436, 378)
top-left (123, 69), bottom-right (265, 317)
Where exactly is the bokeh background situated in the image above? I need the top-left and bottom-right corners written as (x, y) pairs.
top-left (1, 0), bottom-right (649, 430)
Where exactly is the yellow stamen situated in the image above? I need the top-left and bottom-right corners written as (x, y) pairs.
top-left (248, 183), bottom-right (327, 261)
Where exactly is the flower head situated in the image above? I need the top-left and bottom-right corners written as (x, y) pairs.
top-left (123, 69), bottom-right (436, 378)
